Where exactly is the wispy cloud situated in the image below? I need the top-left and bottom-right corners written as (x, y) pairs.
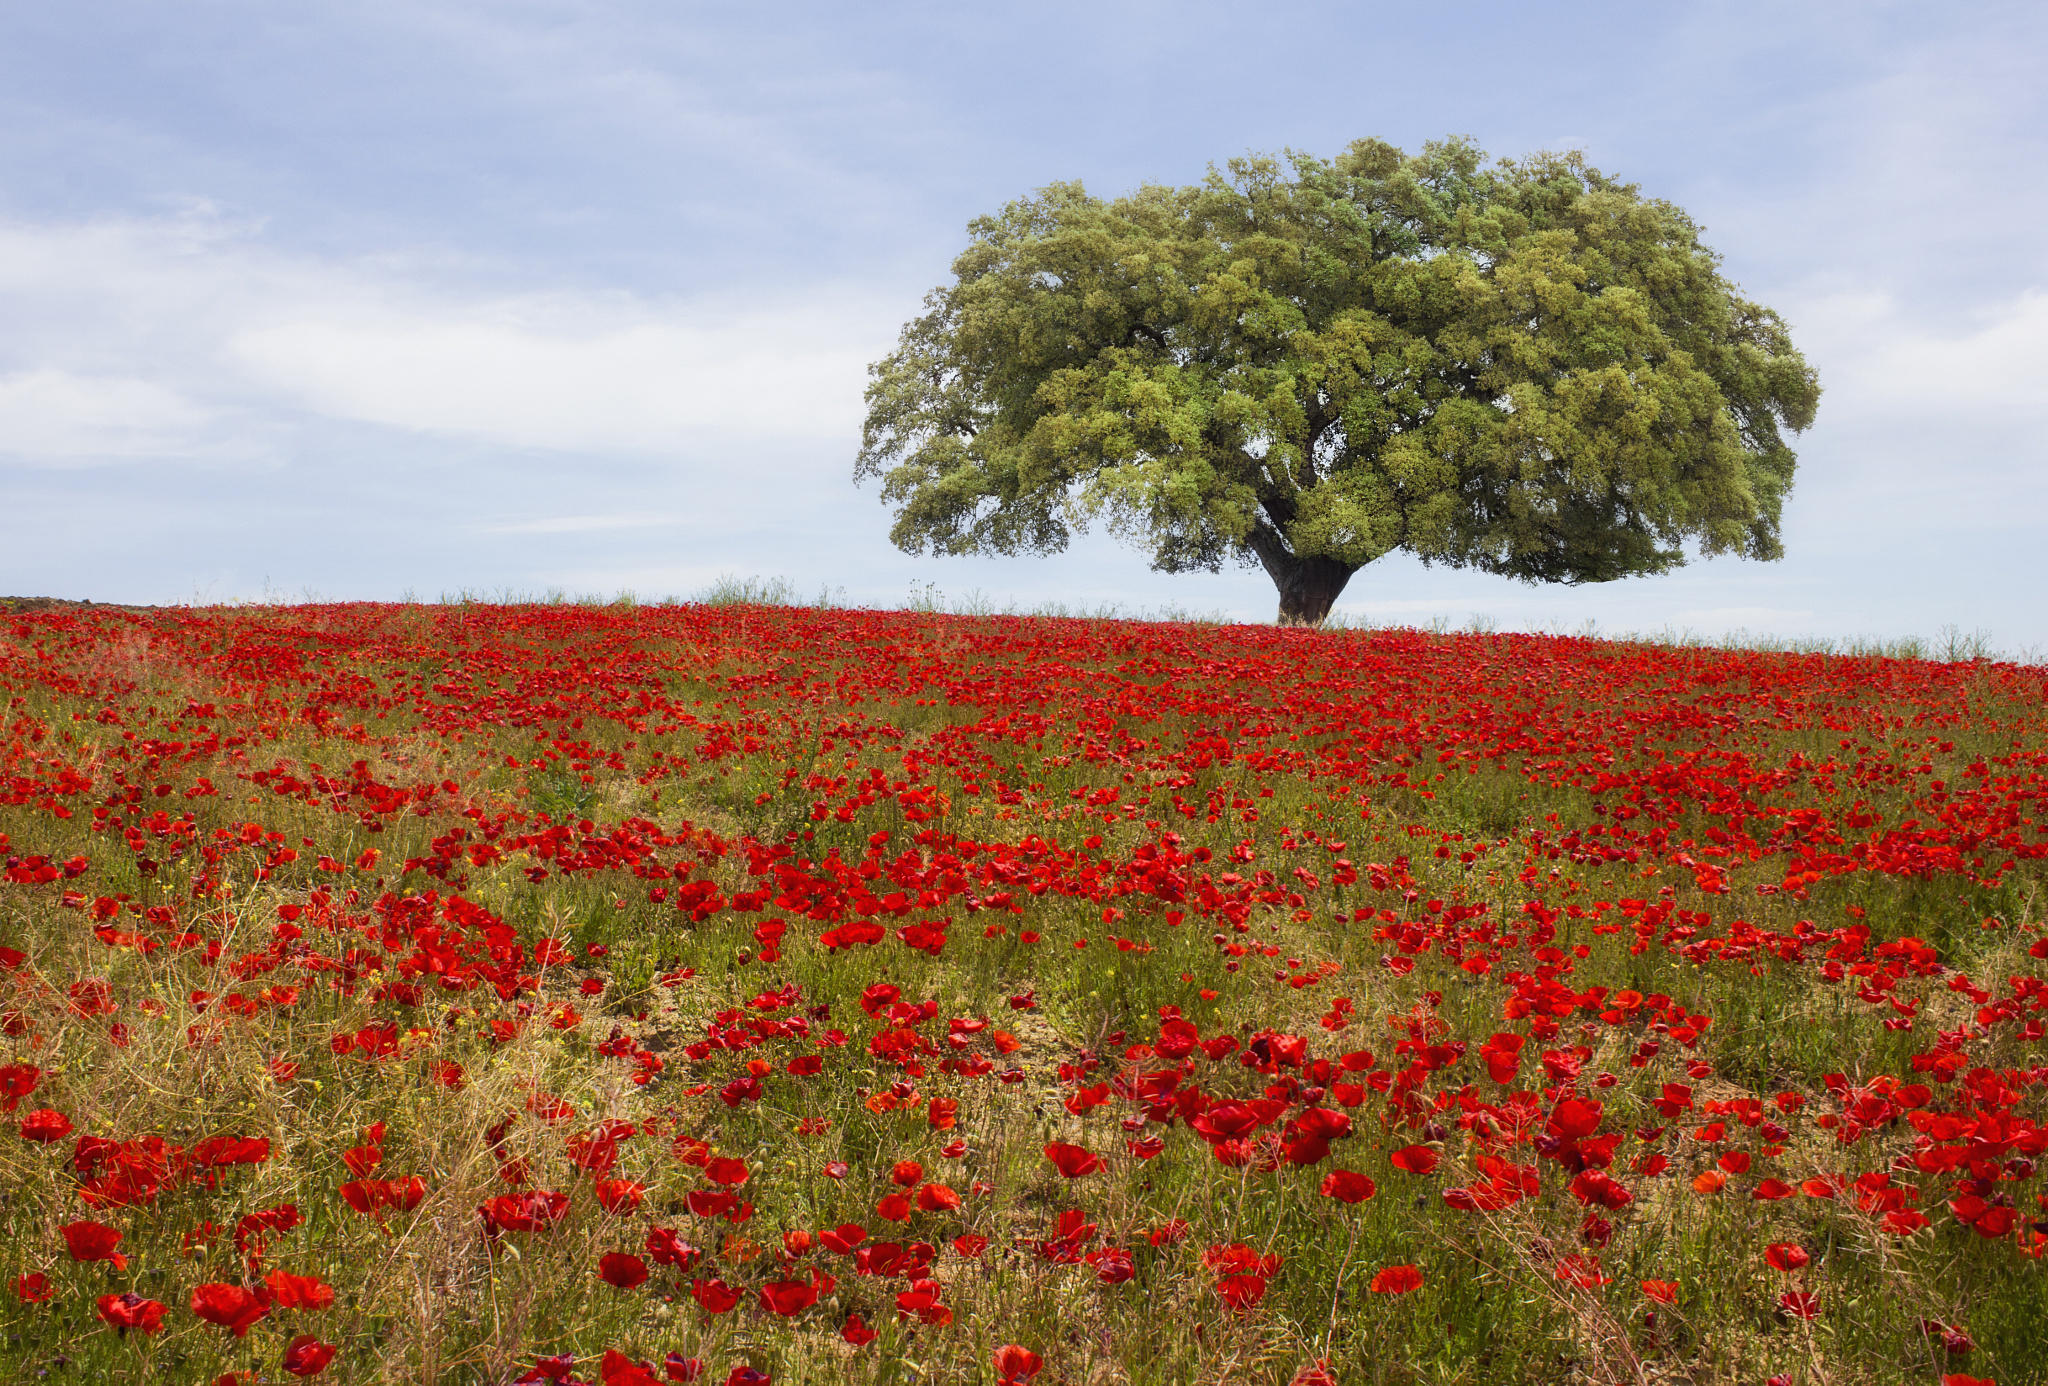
top-left (0, 369), bottom-right (218, 463)
top-left (0, 210), bottom-right (900, 467)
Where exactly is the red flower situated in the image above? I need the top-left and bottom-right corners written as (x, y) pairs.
top-left (1215, 1274), bottom-right (1268, 1312)
top-left (841, 1312), bottom-right (878, 1346)
top-left (1764, 1243), bottom-right (1810, 1273)
top-left (1778, 1291), bottom-right (1821, 1320)
top-left (1043, 1142), bottom-right (1105, 1177)
top-left (1389, 1144), bottom-right (1439, 1175)
top-left (992, 1344), bottom-right (1044, 1382)
top-left (265, 1269), bottom-right (335, 1310)
top-left (62, 1219), bottom-right (126, 1269)
top-left (1640, 1279), bottom-right (1679, 1304)
top-left (480, 1190), bottom-right (571, 1234)
top-left (282, 1335), bottom-right (339, 1377)
top-left (690, 1278), bottom-right (742, 1314)
top-left (599, 1252), bottom-right (650, 1289)
top-left (191, 1281), bottom-right (273, 1336)
top-left (597, 1351), bottom-right (661, 1386)
top-left (890, 1159), bottom-right (924, 1187)
top-left (917, 1182), bottom-right (962, 1212)
top-left (595, 1179), bottom-right (645, 1214)
top-left (819, 1222), bottom-right (867, 1254)
top-left (1320, 1169), bottom-right (1376, 1204)
top-left (96, 1291), bottom-right (166, 1333)
top-left (703, 1157), bottom-right (750, 1187)
top-left (340, 1176), bottom-right (426, 1215)
top-left (14, 1272), bottom-right (51, 1303)
top-left (686, 1189), bottom-right (738, 1218)
top-left (645, 1228), bottom-right (700, 1268)
top-left (19, 1108), bottom-right (72, 1142)
top-left (1203, 1243), bottom-right (1281, 1277)
top-left (1370, 1264), bottom-right (1425, 1295)
top-left (758, 1278), bottom-right (819, 1316)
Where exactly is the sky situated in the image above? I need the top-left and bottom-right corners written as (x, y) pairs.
top-left (2, 0), bottom-right (2045, 651)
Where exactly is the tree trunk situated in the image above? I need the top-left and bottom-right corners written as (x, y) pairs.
top-left (1264, 551), bottom-right (1357, 626)
top-left (1244, 519), bottom-right (1359, 626)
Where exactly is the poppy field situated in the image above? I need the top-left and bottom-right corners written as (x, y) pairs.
top-left (2, 599), bottom-right (2046, 1386)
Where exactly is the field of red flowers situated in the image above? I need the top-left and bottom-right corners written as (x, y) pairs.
top-left (2, 600), bottom-right (2046, 1386)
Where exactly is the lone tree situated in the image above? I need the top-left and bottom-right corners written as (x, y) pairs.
top-left (856, 138), bottom-right (1821, 625)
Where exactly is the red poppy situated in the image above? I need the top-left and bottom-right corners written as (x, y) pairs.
top-left (282, 1335), bottom-right (339, 1377)
top-left (14, 1272), bottom-right (51, 1303)
top-left (1215, 1274), bottom-right (1268, 1311)
top-left (1641, 1279), bottom-right (1679, 1304)
top-left (841, 1312), bottom-right (878, 1346)
top-left (689, 1187), bottom-right (742, 1217)
top-left (690, 1278), bottom-right (742, 1314)
top-left (61, 1219), bottom-right (126, 1269)
top-left (1203, 1243), bottom-right (1281, 1277)
top-left (953, 1233), bottom-right (990, 1257)
top-left (340, 1177), bottom-right (426, 1215)
top-left (1764, 1243), bottom-right (1810, 1273)
top-left (1778, 1291), bottom-right (1821, 1320)
top-left (595, 1179), bottom-right (645, 1214)
top-left (1320, 1169), bottom-right (1377, 1204)
top-left (19, 1108), bottom-right (72, 1142)
top-left (96, 1291), bottom-right (166, 1333)
top-left (993, 1344), bottom-right (1044, 1382)
top-left (191, 1281), bottom-right (273, 1336)
top-left (0, 1062), bottom-right (39, 1111)
top-left (597, 1351), bottom-right (661, 1386)
top-left (890, 1159), bottom-right (924, 1187)
top-left (917, 1182), bottom-right (961, 1212)
top-left (599, 1252), bottom-right (650, 1289)
top-left (819, 1223), bottom-right (867, 1254)
top-left (1043, 1142), bottom-right (1105, 1177)
top-left (1389, 1145), bottom-right (1439, 1175)
top-left (704, 1157), bottom-right (750, 1187)
top-left (265, 1269), bottom-right (335, 1310)
top-left (758, 1278), bottom-right (819, 1316)
top-left (480, 1190), bottom-right (571, 1234)
top-left (1370, 1265), bottom-right (1425, 1294)
top-left (645, 1227), bottom-right (700, 1268)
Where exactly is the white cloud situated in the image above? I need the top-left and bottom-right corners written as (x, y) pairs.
top-left (234, 302), bottom-right (878, 453)
top-left (1791, 285), bottom-right (2048, 420)
top-left (0, 211), bottom-right (902, 467)
top-left (0, 369), bottom-right (218, 463)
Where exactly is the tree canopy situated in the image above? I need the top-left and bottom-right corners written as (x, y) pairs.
top-left (856, 137), bottom-right (1821, 625)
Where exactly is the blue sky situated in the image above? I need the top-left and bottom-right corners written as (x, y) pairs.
top-left (3, 1), bottom-right (2044, 649)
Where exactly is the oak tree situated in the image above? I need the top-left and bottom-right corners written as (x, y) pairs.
top-left (857, 138), bottom-right (1820, 625)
